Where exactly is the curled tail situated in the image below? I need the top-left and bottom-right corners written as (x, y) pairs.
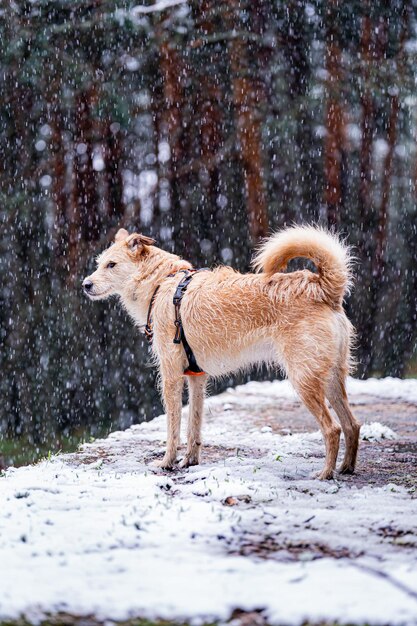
top-left (252, 225), bottom-right (353, 307)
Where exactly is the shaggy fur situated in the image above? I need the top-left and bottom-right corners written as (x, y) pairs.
top-left (83, 226), bottom-right (360, 480)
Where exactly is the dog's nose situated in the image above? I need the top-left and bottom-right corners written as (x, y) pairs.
top-left (83, 280), bottom-right (93, 293)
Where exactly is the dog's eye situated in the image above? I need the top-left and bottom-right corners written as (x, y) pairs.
top-left (106, 262), bottom-right (116, 269)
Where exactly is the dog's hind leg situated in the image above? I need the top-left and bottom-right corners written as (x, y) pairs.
top-left (326, 373), bottom-right (360, 474)
top-left (179, 374), bottom-right (208, 468)
top-left (158, 369), bottom-right (184, 469)
top-left (291, 375), bottom-right (341, 480)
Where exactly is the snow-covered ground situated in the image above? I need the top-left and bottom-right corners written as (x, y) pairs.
top-left (1, 377), bottom-right (417, 625)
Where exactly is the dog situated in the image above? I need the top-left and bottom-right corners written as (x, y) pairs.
top-left (83, 225), bottom-right (360, 479)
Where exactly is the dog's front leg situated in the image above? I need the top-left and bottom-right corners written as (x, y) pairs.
top-left (179, 374), bottom-right (207, 468)
top-left (158, 373), bottom-right (184, 469)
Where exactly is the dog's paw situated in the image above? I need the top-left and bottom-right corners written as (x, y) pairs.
top-left (338, 463), bottom-right (355, 475)
top-left (178, 454), bottom-right (200, 469)
top-left (153, 456), bottom-right (177, 470)
top-left (316, 468), bottom-right (335, 480)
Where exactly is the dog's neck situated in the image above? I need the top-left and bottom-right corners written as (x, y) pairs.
top-left (118, 248), bottom-right (192, 327)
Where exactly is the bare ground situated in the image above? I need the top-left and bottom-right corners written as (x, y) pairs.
top-left (70, 395), bottom-right (417, 493)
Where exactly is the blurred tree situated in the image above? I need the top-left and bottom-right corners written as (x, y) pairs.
top-left (226, 0), bottom-right (269, 240)
top-left (324, 0), bottom-right (346, 228)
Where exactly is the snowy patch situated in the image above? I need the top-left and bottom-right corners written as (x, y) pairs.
top-left (360, 422), bottom-right (398, 442)
top-left (211, 375), bottom-right (417, 408)
top-left (1, 377), bottom-right (417, 625)
top-left (346, 375), bottom-right (417, 404)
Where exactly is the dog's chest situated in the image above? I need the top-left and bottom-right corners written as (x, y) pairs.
top-left (122, 295), bottom-right (147, 327)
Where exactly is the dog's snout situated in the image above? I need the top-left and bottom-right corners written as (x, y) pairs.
top-left (83, 279), bottom-right (93, 293)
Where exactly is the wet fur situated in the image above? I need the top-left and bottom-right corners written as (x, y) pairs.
top-left (84, 226), bottom-right (360, 479)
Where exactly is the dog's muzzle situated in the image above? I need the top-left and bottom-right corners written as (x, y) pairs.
top-left (83, 279), bottom-right (94, 294)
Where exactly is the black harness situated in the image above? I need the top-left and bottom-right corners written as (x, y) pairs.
top-left (144, 269), bottom-right (207, 376)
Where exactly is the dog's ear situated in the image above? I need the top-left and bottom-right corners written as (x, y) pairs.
top-left (126, 233), bottom-right (156, 255)
top-left (115, 228), bottom-right (129, 242)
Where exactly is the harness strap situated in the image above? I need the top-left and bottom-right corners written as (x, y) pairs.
top-left (172, 269), bottom-right (208, 376)
top-left (144, 285), bottom-right (161, 343)
top-left (144, 269), bottom-right (189, 344)
top-left (144, 268), bottom-right (207, 377)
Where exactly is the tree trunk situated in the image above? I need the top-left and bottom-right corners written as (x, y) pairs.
top-left (157, 26), bottom-right (188, 256)
top-left (68, 87), bottom-right (100, 276)
top-left (193, 1), bottom-right (224, 260)
top-left (284, 0), bottom-right (319, 222)
top-left (374, 95), bottom-right (399, 281)
top-left (354, 10), bottom-right (376, 377)
top-left (226, 0), bottom-right (269, 242)
top-left (358, 14), bottom-right (374, 231)
top-left (367, 5), bottom-right (407, 373)
top-left (50, 102), bottom-right (67, 264)
top-left (106, 120), bottom-right (124, 220)
top-left (324, 1), bottom-right (345, 229)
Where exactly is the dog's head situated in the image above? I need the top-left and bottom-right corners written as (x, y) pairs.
top-left (82, 228), bottom-right (156, 300)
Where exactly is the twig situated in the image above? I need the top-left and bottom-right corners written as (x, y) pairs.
top-left (132, 0), bottom-right (188, 15)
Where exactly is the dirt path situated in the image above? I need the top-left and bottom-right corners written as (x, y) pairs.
top-left (205, 395), bottom-right (417, 491)
top-left (71, 393), bottom-right (417, 493)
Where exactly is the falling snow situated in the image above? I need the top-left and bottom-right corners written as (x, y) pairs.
top-left (1, 3), bottom-right (417, 624)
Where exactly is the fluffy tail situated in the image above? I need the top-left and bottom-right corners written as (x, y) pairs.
top-left (252, 225), bottom-right (353, 307)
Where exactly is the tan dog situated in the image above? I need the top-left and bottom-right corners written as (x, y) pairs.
top-left (83, 226), bottom-right (360, 479)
